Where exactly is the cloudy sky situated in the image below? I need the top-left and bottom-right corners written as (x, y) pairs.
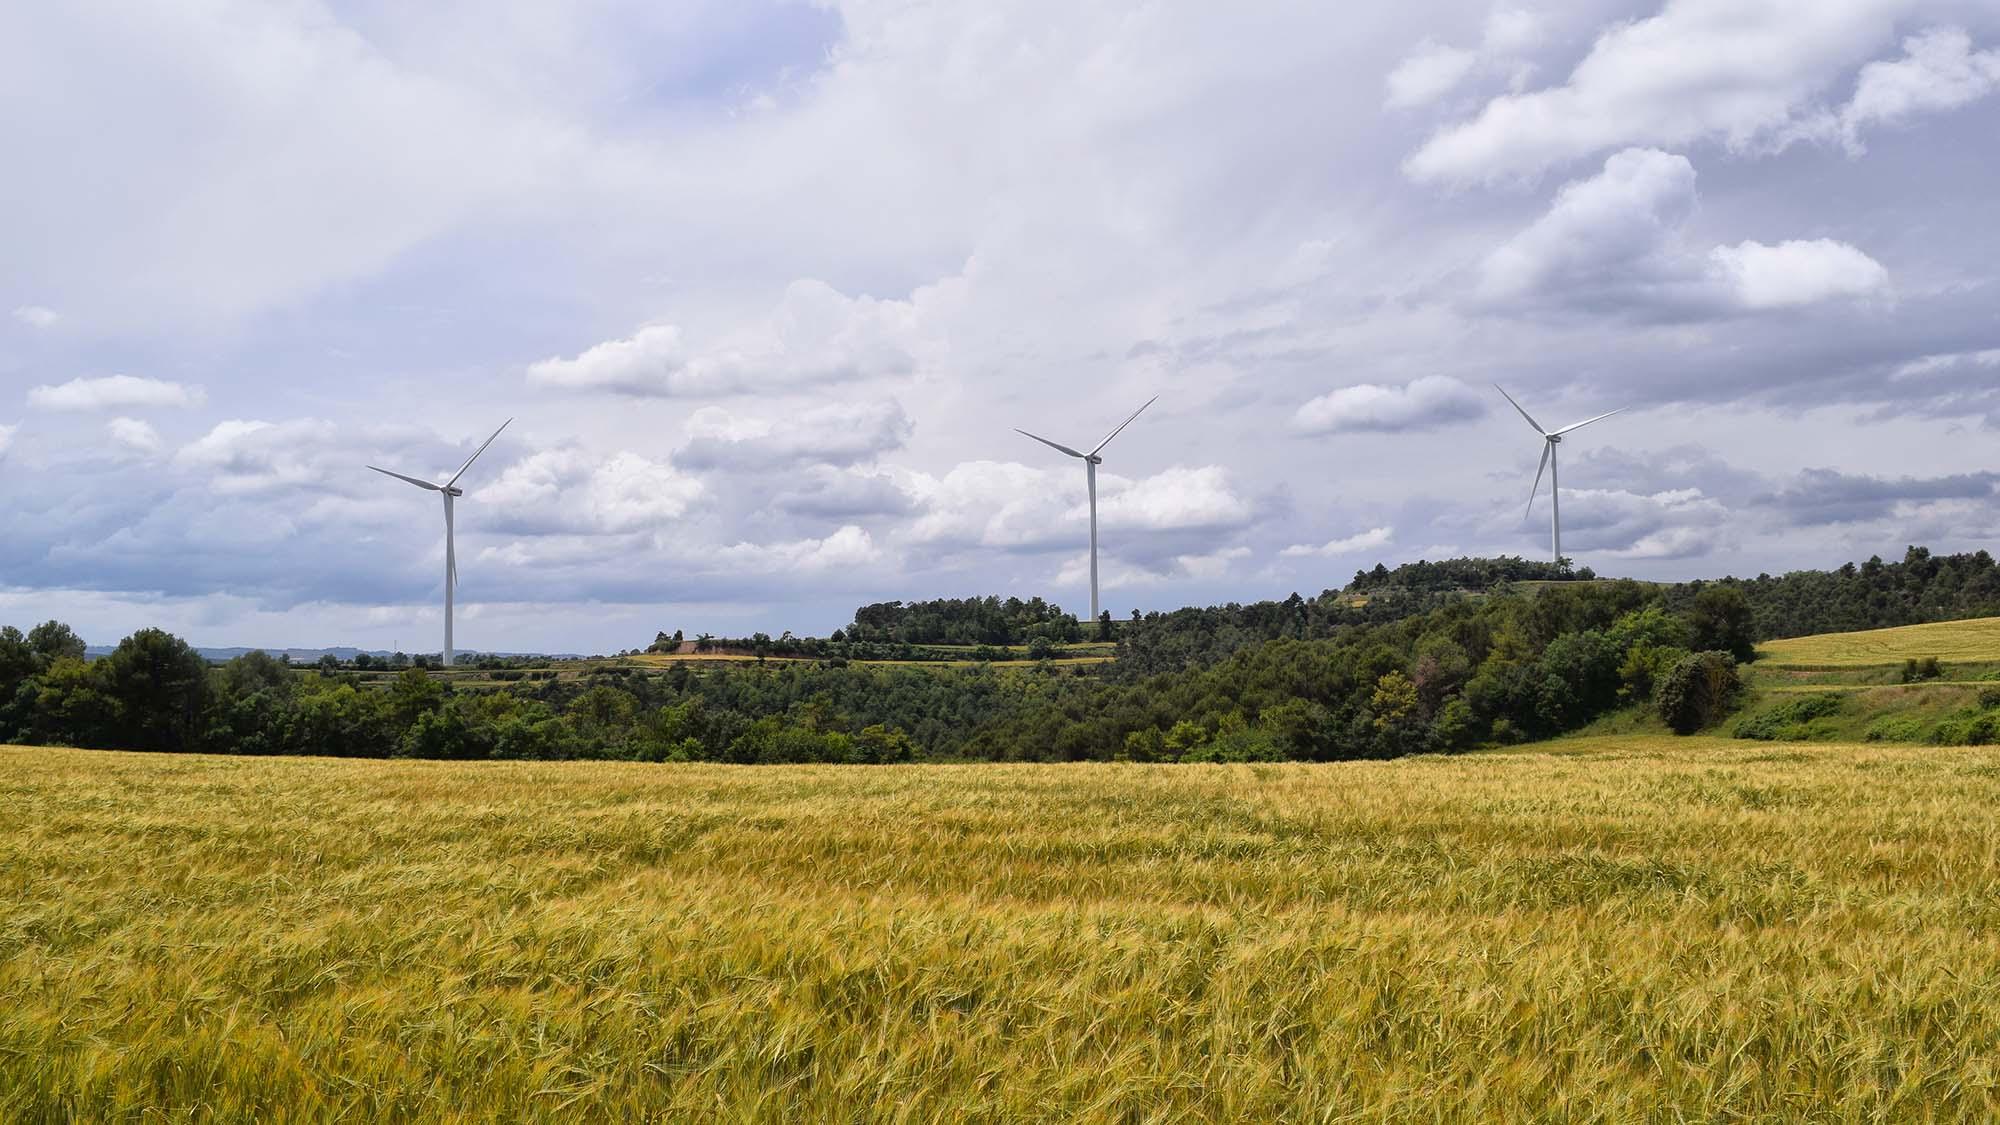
top-left (4, 0), bottom-right (1998, 652)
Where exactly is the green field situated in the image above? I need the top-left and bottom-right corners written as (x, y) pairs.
top-left (7, 738), bottom-right (2000, 1120)
top-left (1756, 615), bottom-right (2000, 668)
top-left (1728, 617), bottom-right (2000, 743)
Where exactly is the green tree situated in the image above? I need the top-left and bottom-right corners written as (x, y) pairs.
top-left (1686, 586), bottom-right (1757, 663)
top-left (854, 724), bottom-right (917, 763)
top-left (0, 626), bottom-right (37, 703)
top-left (1258, 697), bottom-right (1330, 760)
top-left (97, 628), bottom-right (212, 752)
top-left (1370, 670), bottom-right (1418, 732)
top-left (27, 620), bottom-right (87, 665)
top-left (1163, 720), bottom-right (1208, 760)
top-left (16, 657), bottom-right (118, 747)
top-left (400, 706), bottom-right (479, 759)
top-left (1121, 727), bottom-right (1165, 762)
top-left (1430, 697), bottom-right (1479, 750)
top-left (388, 667), bottom-right (444, 728)
top-left (1656, 651), bottom-right (1742, 735)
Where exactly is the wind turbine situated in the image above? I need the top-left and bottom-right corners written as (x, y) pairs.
top-left (369, 419), bottom-right (511, 670)
top-left (1493, 386), bottom-right (1621, 565)
top-left (1015, 396), bottom-right (1157, 623)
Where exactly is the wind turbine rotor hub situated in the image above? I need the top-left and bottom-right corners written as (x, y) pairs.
top-left (1548, 434), bottom-right (1561, 445)
top-left (445, 487), bottom-right (464, 497)
top-left (1087, 455), bottom-right (1103, 465)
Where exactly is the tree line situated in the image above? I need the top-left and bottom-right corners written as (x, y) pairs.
top-left (0, 577), bottom-right (1757, 763)
top-left (9, 546), bottom-right (1988, 765)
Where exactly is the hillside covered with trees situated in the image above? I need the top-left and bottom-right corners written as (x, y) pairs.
top-left (5, 546), bottom-right (1996, 765)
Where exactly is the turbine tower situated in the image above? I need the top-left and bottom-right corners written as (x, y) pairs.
top-left (1015, 396), bottom-right (1158, 623)
top-left (1494, 386), bottom-right (1621, 565)
top-left (369, 419), bottom-right (511, 670)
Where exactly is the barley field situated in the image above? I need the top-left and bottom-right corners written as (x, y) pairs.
top-left (5, 738), bottom-right (2000, 1121)
top-left (1756, 615), bottom-right (2000, 667)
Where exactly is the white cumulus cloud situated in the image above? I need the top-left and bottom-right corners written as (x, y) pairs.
top-left (1054, 545), bottom-right (1253, 590)
top-left (1384, 9), bottom-right (1545, 110)
top-left (1405, 0), bottom-right (1912, 184)
top-left (28, 374), bottom-right (204, 412)
top-left (1292, 376), bottom-right (1485, 434)
top-left (1707, 238), bottom-right (1890, 310)
top-left (529, 275), bottom-right (950, 397)
top-left (11, 305), bottom-right (57, 328)
top-left (1090, 465), bottom-right (1252, 532)
top-left (1281, 527), bottom-right (1394, 559)
top-left (175, 419), bottom-right (340, 494)
top-left (1477, 148), bottom-right (1887, 317)
top-left (715, 525), bottom-right (880, 573)
top-left (474, 447), bottom-right (704, 534)
top-left (106, 417), bottom-right (164, 458)
top-left (1385, 43), bottom-right (1478, 110)
top-left (675, 401), bottom-right (912, 471)
top-left (1839, 27), bottom-right (2000, 150)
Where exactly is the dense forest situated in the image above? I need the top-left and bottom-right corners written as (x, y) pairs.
top-left (1685, 546), bottom-right (2000, 640)
top-left (646, 595), bottom-right (1094, 660)
top-left (6, 546), bottom-right (1995, 764)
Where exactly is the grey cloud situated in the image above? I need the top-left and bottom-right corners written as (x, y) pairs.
top-left (772, 469), bottom-right (915, 519)
top-left (673, 401), bottom-right (913, 473)
top-left (1757, 468), bottom-right (2000, 526)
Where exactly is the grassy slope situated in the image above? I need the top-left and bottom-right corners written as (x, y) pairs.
top-left (6, 740), bottom-right (2000, 1121)
top-left (1756, 616), bottom-right (2000, 667)
top-left (1733, 617), bottom-right (2000, 743)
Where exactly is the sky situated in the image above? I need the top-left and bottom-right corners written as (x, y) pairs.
top-left (3, 0), bottom-right (1999, 654)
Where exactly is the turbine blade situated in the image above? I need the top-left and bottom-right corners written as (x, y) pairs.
top-left (1088, 395), bottom-right (1158, 457)
top-left (446, 418), bottom-right (512, 489)
top-left (368, 466), bottom-right (442, 491)
top-left (1493, 384), bottom-right (1546, 435)
top-left (1525, 441), bottom-right (1550, 519)
top-left (1014, 428), bottom-right (1087, 458)
top-left (1552, 407), bottom-right (1624, 436)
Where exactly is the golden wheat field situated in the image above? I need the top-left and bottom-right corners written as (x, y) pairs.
top-left (5, 738), bottom-right (2000, 1122)
top-left (1756, 615), bottom-right (2000, 668)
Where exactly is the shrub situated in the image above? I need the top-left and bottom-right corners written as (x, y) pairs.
top-left (1931, 712), bottom-right (1999, 746)
top-left (1121, 727), bottom-right (1165, 763)
top-left (1732, 693), bottom-right (1844, 741)
top-left (1656, 651), bottom-right (1742, 735)
top-left (1180, 727), bottom-right (1286, 763)
top-left (1163, 720), bottom-right (1208, 760)
top-left (1863, 715), bottom-right (1932, 743)
top-left (1901, 657), bottom-right (1944, 684)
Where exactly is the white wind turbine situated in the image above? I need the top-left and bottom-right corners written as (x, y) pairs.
top-left (369, 419), bottom-right (511, 670)
top-left (1016, 396), bottom-right (1157, 624)
top-left (1494, 385), bottom-right (1621, 565)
